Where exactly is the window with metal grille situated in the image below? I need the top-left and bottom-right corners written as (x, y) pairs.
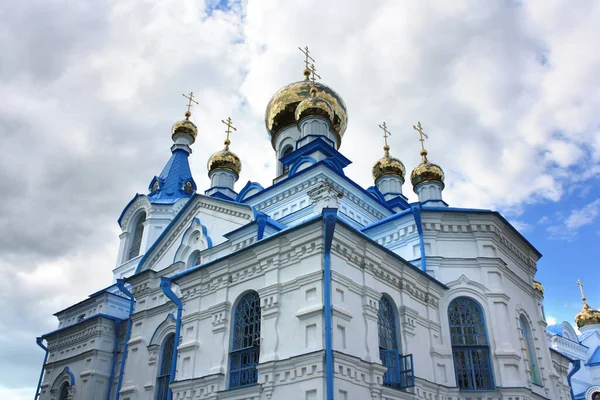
top-left (378, 295), bottom-right (414, 389)
top-left (127, 212), bottom-right (146, 260)
top-left (155, 333), bottom-right (175, 400)
top-left (229, 291), bottom-right (261, 388)
top-left (448, 297), bottom-right (494, 391)
top-left (58, 382), bottom-right (69, 400)
top-left (520, 315), bottom-right (541, 385)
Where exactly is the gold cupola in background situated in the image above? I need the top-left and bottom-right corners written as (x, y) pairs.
top-left (575, 280), bottom-right (600, 329)
top-left (410, 121), bottom-right (445, 190)
top-left (264, 46), bottom-right (348, 149)
top-left (207, 117), bottom-right (242, 178)
top-left (533, 280), bottom-right (544, 296)
top-left (372, 122), bottom-right (406, 183)
top-left (172, 92), bottom-right (199, 144)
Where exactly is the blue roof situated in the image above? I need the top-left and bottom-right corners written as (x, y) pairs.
top-left (546, 323), bottom-right (564, 337)
top-left (587, 345), bottom-right (600, 366)
top-left (147, 148), bottom-right (195, 204)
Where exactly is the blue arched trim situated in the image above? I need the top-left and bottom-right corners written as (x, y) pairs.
top-left (322, 158), bottom-right (344, 175)
top-left (410, 204), bottom-right (426, 272)
top-left (366, 186), bottom-right (386, 203)
top-left (117, 194), bottom-right (143, 227)
top-left (236, 181), bottom-right (264, 202)
top-left (51, 366), bottom-right (76, 391)
top-left (172, 218), bottom-right (213, 264)
top-left (289, 156), bottom-right (317, 176)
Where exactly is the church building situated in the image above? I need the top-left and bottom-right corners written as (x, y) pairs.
top-left (35, 50), bottom-right (577, 400)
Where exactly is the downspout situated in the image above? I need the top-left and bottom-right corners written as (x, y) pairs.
top-left (34, 337), bottom-right (48, 400)
top-left (106, 319), bottom-right (122, 400)
top-left (410, 204), bottom-right (427, 272)
top-left (160, 277), bottom-right (183, 400)
top-left (567, 359), bottom-right (581, 400)
top-left (322, 208), bottom-right (337, 400)
top-left (115, 279), bottom-right (135, 400)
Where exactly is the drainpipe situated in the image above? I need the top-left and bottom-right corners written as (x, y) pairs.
top-left (115, 279), bottom-right (135, 400)
top-left (34, 337), bottom-right (48, 400)
top-left (160, 277), bottom-right (183, 400)
top-left (567, 359), bottom-right (581, 400)
top-left (410, 204), bottom-right (427, 272)
top-left (322, 208), bottom-right (337, 400)
top-left (106, 319), bottom-right (122, 400)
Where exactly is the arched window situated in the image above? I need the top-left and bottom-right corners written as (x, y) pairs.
top-left (448, 297), bottom-right (494, 390)
top-left (281, 146), bottom-right (293, 174)
top-left (229, 292), bottom-right (261, 388)
top-left (378, 296), bottom-right (414, 389)
top-left (58, 382), bottom-right (69, 400)
top-left (520, 315), bottom-right (541, 385)
top-left (155, 333), bottom-right (175, 400)
top-left (128, 212), bottom-right (146, 260)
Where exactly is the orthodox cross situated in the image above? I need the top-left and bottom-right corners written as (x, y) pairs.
top-left (413, 121), bottom-right (428, 151)
top-left (298, 46), bottom-right (315, 69)
top-left (378, 121), bottom-right (391, 147)
top-left (577, 279), bottom-right (587, 302)
top-left (182, 92), bottom-right (199, 116)
top-left (221, 117), bottom-right (237, 149)
top-left (309, 63), bottom-right (321, 83)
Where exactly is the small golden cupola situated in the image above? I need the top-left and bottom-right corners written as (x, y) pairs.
top-left (172, 92), bottom-right (199, 144)
top-left (410, 121), bottom-right (446, 205)
top-left (575, 280), bottom-right (600, 330)
top-left (372, 122), bottom-right (406, 183)
top-left (205, 117), bottom-right (242, 200)
top-left (295, 84), bottom-right (334, 124)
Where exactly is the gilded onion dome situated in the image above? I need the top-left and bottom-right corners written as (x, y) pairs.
top-left (410, 149), bottom-right (445, 190)
top-left (372, 145), bottom-right (406, 182)
top-left (172, 111), bottom-right (198, 143)
top-left (207, 145), bottom-right (242, 177)
top-left (575, 280), bottom-right (600, 328)
top-left (295, 86), bottom-right (334, 123)
top-left (533, 280), bottom-right (544, 296)
top-left (265, 78), bottom-right (347, 149)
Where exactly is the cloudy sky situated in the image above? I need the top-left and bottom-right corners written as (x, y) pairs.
top-left (2, 0), bottom-right (600, 398)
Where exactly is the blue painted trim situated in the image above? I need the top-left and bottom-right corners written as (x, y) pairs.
top-left (115, 279), bottom-right (135, 400)
top-left (206, 190), bottom-right (237, 201)
top-left (421, 199), bottom-right (449, 207)
top-left (568, 359), bottom-right (581, 400)
top-left (34, 337), bottom-right (48, 400)
top-left (322, 158), bottom-right (345, 175)
top-left (410, 204), bottom-right (427, 272)
top-left (322, 208), bottom-right (337, 400)
top-left (360, 208), bottom-right (413, 232)
top-left (288, 156), bottom-right (317, 176)
top-left (172, 217), bottom-right (213, 264)
top-left (240, 161), bottom-right (394, 214)
top-left (256, 212), bottom-right (268, 241)
top-left (106, 319), bottom-right (121, 400)
top-left (117, 194), bottom-right (143, 227)
top-left (236, 181), bottom-right (264, 202)
top-left (280, 137), bottom-right (351, 169)
top-left (296, 134), bottom-right (336, 149)
top-left (160, 278), bottom-right (183, 400)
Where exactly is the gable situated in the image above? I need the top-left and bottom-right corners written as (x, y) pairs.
top-left (137, 194), bottom-right (254, 273)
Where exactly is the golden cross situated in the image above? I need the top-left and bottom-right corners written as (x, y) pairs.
top-left (577, 279), bottom-right (587, 302)
top-left (413, 121), bottom-right (428, 151)
top-left (298, 46), bottom-right (315, 69)
top-left (221, 117), bottom-right (237, 144)
top-left (182, 92), bottom-right (199, 114)
top-left (307, 63), bottom-right (320, 83)
top-left (378, 122), bottom-right (391, 147)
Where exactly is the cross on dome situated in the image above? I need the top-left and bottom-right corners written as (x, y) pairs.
top-left (577, 279), bottom-right (588, 303)
top-left (413, 121), bottom-right (428, 152)
top-left (182, 92), bottom-right (199, 119)
top-left (221, 117), bottom-right (237, 150)
top-left (378, 121), bottom-right (392, 156)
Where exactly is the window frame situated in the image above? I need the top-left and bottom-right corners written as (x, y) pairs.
top-left (155, 332), bottom-right (175, 400)
top-left (228, 291), bottom-right (261, 389)
top-left (519, 314), bottom-right (542, 386)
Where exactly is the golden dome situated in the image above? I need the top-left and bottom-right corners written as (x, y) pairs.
top-left (171, 111), bottom-right (198, 143)
top-left (295, 87), bottom-right (334, 123)
top-left (575, 303), bottom-right (600, 329)
top-left (265, 80), bottom-right (347, 148)
top-left (410, 150), bottom-right (445, 190)
top-left (533, 280), bottom-right (544, 295)
top-left (372, 146), bottom-right (406, 182)
top-left (207, 141), bottom-right (241, 177)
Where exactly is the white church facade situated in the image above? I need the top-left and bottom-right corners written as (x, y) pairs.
top-left (35, 55), bottom-right (583, 400)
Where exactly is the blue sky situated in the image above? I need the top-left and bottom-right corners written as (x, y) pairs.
top-left (1, 1), bottom-right (599, 398)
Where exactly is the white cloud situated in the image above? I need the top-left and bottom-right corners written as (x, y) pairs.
top-left (2, 0), bottom-right (600, 395)
top-left (565, 199), bottom-right (600, 230)
top-left (546, 316), bottom-right (557, 326)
